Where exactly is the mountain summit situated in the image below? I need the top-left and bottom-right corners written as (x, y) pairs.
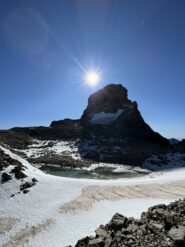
top-left (80, 84), bottom-right (167, 144)
top-left (81, 84), bottom-right (137, 123)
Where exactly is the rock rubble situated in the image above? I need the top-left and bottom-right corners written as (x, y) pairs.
top-left (72, 199), bottom-right (185, 247)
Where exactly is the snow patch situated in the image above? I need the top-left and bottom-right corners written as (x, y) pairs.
top-left (84, 163), bottom-right (150, 174)
top-left (142, 153), bottom-right (185, 171)
top-left (18, 139), bottom-right (81, 160)
top-left (90, 109), bottom-right (124, 124)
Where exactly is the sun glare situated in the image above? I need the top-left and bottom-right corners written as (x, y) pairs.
top-left (84, 71), bottom-right (101, 87)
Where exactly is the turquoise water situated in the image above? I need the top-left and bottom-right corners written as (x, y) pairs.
top-left (40, 165), bottom-right (145, 180)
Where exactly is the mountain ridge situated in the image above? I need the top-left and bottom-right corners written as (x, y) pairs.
top-left (1, 83), bottom-right (183, 167)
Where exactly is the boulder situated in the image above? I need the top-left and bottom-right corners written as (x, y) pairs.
top-left (11, 166), bottom-right (27, 179)
top-left (108, 213), bottom-right (127, 231)
top-left (95, 227), bottom-right (108, 238)
top-left (168, 226), bottom-right (185, 244)
top-left (20, 181), bottom-right (35, 191)
top-left (75, 237), bottom-right (91, 247)
top-left (1, 172), bottom-right (12, 183)
top-left (88, 238), bottom-right (104, 247)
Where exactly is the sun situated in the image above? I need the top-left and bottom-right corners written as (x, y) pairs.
top-left (84, 70), bottom-right (101, 87)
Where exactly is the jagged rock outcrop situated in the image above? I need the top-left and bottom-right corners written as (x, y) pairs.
top-left (81, 84), bottom-right (137, 122)
top-left (80, 84), bottom-right (168, 144)
top-left (72, 198), bottom-right (185, 247)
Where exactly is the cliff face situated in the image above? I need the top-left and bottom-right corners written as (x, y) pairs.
top-left (81, 84), bottom-right (134, 122)
top-left (80, 84), bottom-right (167, 144)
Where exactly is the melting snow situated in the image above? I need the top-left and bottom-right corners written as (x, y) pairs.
top-left (18, 139), bottom-right (81, 160)
top-left (1, 146), bottom-right (185, 247)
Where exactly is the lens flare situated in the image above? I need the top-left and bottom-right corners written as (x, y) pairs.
top-left (84, 70), bottom-right (101, 87)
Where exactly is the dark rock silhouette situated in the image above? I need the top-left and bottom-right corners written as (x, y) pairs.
top-left (81, 84), bottom-right (134, 122)
top-left (80, 84), bottom-right (168, 144)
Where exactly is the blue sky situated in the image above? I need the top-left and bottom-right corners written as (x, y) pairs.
top-left (0, 0), bottom-right (184, 139)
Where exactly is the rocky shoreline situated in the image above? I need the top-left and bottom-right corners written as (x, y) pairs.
top-left (71, 198), bottom-right (185, 247)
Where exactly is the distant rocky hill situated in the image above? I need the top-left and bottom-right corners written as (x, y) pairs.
top-left (0, 84), bottom-right (183, 167)
top-left (177, 139), bottom-right (185, 153)
top-left (72, 198), bottom-right (185, 247)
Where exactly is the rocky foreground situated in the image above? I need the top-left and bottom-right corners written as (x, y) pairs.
top-left (0, 147), bottom-right (38, 196)
top-left (1, 145), bottom-right (185, 247)
top-left (72, 199), bottom-right (185, 247)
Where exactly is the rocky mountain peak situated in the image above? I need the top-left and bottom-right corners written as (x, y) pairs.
top-left (81, 84), bottom-right (138, 124)
top-left (79, 83), bottom-right (168, 147)
top-left (81, 84), bottom-right (137, 121)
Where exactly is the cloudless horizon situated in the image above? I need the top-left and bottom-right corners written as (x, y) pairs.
top-left (0, 0), bottom-right (185, 139)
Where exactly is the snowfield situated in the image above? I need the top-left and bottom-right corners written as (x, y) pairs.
top-left (17, 139), bottom-right (81, 160)
top-left (1, 145), bottom-right (185, 247)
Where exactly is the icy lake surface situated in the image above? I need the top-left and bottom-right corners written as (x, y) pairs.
top-left (40, 165), bottom-right (146, 179)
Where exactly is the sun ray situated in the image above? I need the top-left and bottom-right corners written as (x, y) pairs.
top-left (84, 69), bottom-right (101, 87)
